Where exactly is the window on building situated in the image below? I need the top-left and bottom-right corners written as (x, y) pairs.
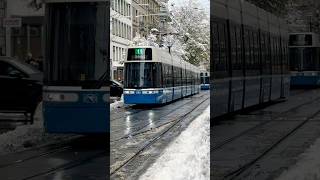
top-left (112, 46), bottom-right (116, 61)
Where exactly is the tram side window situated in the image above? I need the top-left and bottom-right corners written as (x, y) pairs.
top-left (250, 30), bottom-right (255, 70)
top-left (277, 37), bottom-right (281, 74)
top-left (163, 64), bottom-right (173, 88)
top-left (216, 23), bottom-right (228, 72)
top-left (270, 37), bottom-right (275, 74)
top-left (244, 29), bottom-right (250, 73)
top-left (245, 29), bottom-right (255, 73)
top-left (260, 33), bottom-right (266, 74)
top-left (230, 25), bottom-right (238, 70)
top-left (253, 32), bottom-right (260, 71)
top-left (173, 66), bottom-right (181, 86)
top-left (303, 48), bottom-right (317, 70)
top-left (182, 68), bottom-right (186, 86)
top-left (284, 41), bottom-right (289, 73)
top-left (280, 38), bottom-right (285, 74)
top-left (283, 40), bottom-right (288, 73)
top-left (187, 70), bottom-right (191, 86)
top-left (265, 33), bottom-right (271, 75)
top-left (236, 27), bottom-right (243, 71)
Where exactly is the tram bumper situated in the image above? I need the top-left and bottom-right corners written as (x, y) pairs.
top-left (291, 75), bottom-right (320, 86)
top-left (43, 91), bottom-right (109, 134)
top-left (124, 90), bottom-right (164, 104)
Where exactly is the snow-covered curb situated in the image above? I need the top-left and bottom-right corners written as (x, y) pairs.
top-left (110, 95), bottom-right (124, 111)
top-left (276, 137), bottom-right (320, 180)
top-left (0, 102), bottom-right (69, 155)
top-left (139, 106), bottom-right (210, 180)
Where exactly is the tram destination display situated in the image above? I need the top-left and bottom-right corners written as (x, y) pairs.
top-left (127, 48), bottom-right (152, 61)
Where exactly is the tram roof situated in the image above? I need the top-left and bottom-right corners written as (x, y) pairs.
top-left (212, 0), bottom-right (288, 38)
top-left (126, 46), bottom-right (200, 73)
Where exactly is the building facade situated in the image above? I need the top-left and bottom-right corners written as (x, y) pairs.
top-left (131, 0), bottom-right (161, 38)
top-left (0, 0), bottom-right (5, 56)
top-left (5, 0), bottom-right (44, 59)
top-left (287, 0), bottom-right (320, 33)
top-left (110, 0), bottom-right (165, 81)
top-left (111, 0), bottom-right (133, 81)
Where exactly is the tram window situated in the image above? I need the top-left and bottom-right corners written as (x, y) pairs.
top-left (124, 62), bottom-right (162, 88)
top-left (236, 27), bottom-right (242, 70)
top-left (218, 23), bottom-right (227, 71)
top-left (276, 38), bottom-right (281, 74)
top-left (260, 33), bottom-right (266, 73)
top-left (289, 34), bottom-right (313, 46)
top-left (45, 2), bottom-right (107, 85)
top-left (230, 26), bottom-right (238, 70)
top-left (289, 48), bottom-right (301, 71)
top-left (182, 68), bottom-right (186, 86)
top-left (163, 64), bottom-right (173, 88)
top-left (248, 30), bottom-right (254, 71)
top-left (303, 48), bottom-right (317, 70)
top-left (212, 23), bottom-right (220, 70)
top-left (253, 32), bottom-right (260, 71)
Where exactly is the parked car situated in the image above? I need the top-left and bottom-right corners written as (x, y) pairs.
top-left (110, 79), bottom-right (123, 97)
top-left (0, 57), bottom-right (43, 120)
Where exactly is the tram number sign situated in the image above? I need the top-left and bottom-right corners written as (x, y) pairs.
top-left (135, 48), bottom-right (144, 56)
top-left (3, 18), bottom-right (22, 28)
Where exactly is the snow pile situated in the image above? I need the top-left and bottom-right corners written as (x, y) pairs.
top-left (0, 102), bottom-right (68, 155)
top-left (110, 95), bottom-right (124, 111)
top-left (139, 106), bottom-right (210, 180)
top-left (0, 102), bottom-right (44, 154)
top-left (276, 137), bottom-right (320, 180)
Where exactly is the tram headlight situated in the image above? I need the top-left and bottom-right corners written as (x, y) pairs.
top-left (124, 90), bottom-right (134, 94)
top-left (142, 90), bottom-right (159, 94)
top-left (44, 93), bottom-right (78, 102)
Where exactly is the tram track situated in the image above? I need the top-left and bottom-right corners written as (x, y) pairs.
top-left (22, 150), bottom-right (107, 180)
top-left (0, 135), bottom-right (107, 180)
top-left (0, 135), bottom-right (81, 169)
top-left (224, 108), bottom-right (320, 180)
top-left (110, 93), bottom-right (207, 122)
top-left (110, 93), bottom-right (207, 137)
top-left (110, 96), bottom-right (210, 176)
top-left (213, 90), bottom-right (320, 151)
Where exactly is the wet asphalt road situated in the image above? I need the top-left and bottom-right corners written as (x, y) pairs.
top-left (212, 89), bottom-right (320, 180)
top-left (0, 135), bottom-right (108, 180)
top-left (110, 91), bottom-right (210, 179)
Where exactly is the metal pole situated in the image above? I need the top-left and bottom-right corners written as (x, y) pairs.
top-left (27, 24), bottom-right (30, 53)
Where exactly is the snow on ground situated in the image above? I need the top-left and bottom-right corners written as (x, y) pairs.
top-left (110, 95), bottom-right (124, 111)
top-left (139, 106), bottom-right (210, 180)
top-left (0, 102), bottom-right (69, 155)
top-left (276, 137), bottom-right (320, 180)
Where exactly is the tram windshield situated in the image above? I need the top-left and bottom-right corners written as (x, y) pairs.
top-left (44, 2), bottom-right (108, 86)
top-left (201, 77), bottom-right (209, 84)
top-left (289, 47), bottom-right (320, 71)
top-left (124, 62), bottom-right (162, 88)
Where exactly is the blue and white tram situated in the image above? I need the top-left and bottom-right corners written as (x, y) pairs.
top-left (211, 0), bottom-right (290, 119)
top-left (200, 71), bottom-right (210, 90)
top-left (289, 32), bottom-right (320, 86)
top-left (43, 0), bottom-right (110, 133)
top-left (123, 47), bottom-right (200, 104)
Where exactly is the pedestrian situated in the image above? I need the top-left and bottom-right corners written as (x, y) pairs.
top-left (26, 53), bottom-right (35, 64)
